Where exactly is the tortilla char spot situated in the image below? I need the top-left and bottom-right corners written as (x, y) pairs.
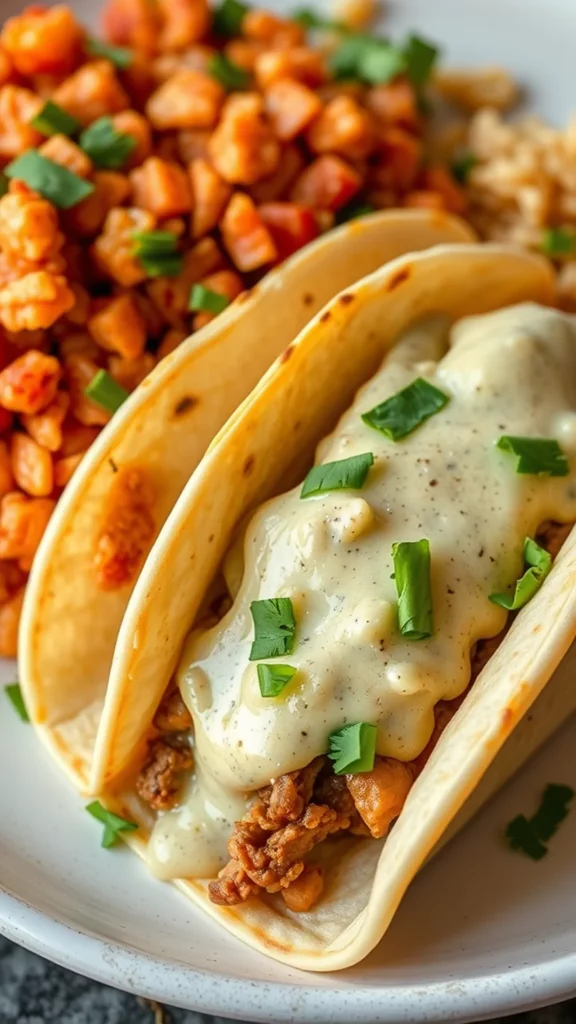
top-left (243, 454), bottom-right (255, 476)
top-left (280, 345), bottom-right (294, 363)
top-left (303, 292), bottom-right (314, 306)
top-left (387, 266), bottom-right (412, 292)
top-left (320, 310), bottom-right (331, 323)
top-left (173, 395), bottom-right (198, 417)
top-left (339, 292), bottom-right (355, 305)
top-left (532, 623), bottom-right (542, 633)
top-left (208, 533), bottom-right (214, 543)
top-left (294, 419), bottom-right (302, 431)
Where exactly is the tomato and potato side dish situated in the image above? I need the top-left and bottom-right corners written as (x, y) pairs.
top-left (0, 0), bottom-right (472, 657)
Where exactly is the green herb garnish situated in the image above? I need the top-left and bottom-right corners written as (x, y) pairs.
top-left (249, 597), bottom-right (296, 660)
top-left (213, 0), bottom-right (249, 36)
top-left (85, 37), bottom-right (134, 69)
top-left (329, 32), bottom-right (373, 78)
top-left (188, 284), bottom-right (230, 315)
top-left (30, 100), bottom-right (81, 138)
top-left (328, 722), bottom-right (377, 774)
top-left (490, 537), bottom-right (552, 611)
top-left (506, 783), bottom-right (574, 860)
top-left (362, 378), bottom-right (449, 441)
top-left (329, 31), bottom-right (438, 87)
top-left (451, 151), bottom-right (477, 184)
top-left (208, 53), bottom-right (250, 90)
top-left (300, 452), bottom-right (374, 498)
top-left (132, 230), bottom-right (183, 278)
top-left (541, 227), bottom-right (576, 257)
top-left (496, 436), bottom-right (569, 477)
top-left (403, 33), bottom-right (439, 87)
top-left (5, 683), bottom-right (29, 722)
top-left (257, 663), bottom-right (297, 697)
top-left (292, 7), bottom-right (343, 30)
top-left (358, 41), bottom-right (407, 84)
top-left (392, 538), bottom-right (433, 640)
top-left (84, 369), bottom-right (129, 414)
top-left (85, 801), bottom-right (138, 848)
top-left (335, 199), bottom-right (376, 225)
top-left (5, 150), bottom-right (94, 209)
top-left (79, 116), bottom-right (136, 170)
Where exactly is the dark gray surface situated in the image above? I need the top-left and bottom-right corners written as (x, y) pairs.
top-left (0, 937), bottom-right (575, 1024)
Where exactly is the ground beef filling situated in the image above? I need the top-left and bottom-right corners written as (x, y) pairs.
top-left (136, 520), bottom-right (573, 912)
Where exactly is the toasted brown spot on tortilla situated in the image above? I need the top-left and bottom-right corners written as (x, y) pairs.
top-left (173, 395), bottom-right (197, 417)
top-left (243, 454), bottom-right (255, 476)
top-left (532, 623), bottom-right (542, 633)
top-left (387, 266), bottom-right (412, 291)
top-left (339, 292), bottom-right (354, 305)
top-left (320, 310), bottom-right (331, 323)
top-left (280, 345), bottom-right (294, 363)
top-left (303, 292), bottom-right (314, 306)
top-left (208, 533), bottom-right (214, 543)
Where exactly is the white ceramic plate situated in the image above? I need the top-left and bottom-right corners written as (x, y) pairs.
top-left (2, 0), bottom-right (576, 1019)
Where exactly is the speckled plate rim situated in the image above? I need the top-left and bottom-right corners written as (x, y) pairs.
top-left (0, 887), bottom-right (575, 1023)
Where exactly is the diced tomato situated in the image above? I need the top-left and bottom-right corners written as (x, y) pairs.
top-left (263, 78), bottom-right (322, 142)
top-left (258, 202), bottom-right (318, 260)
top-left (290, 154), bottom-right (362, 211)
top-left (220, 193), bottom-right (277, 272)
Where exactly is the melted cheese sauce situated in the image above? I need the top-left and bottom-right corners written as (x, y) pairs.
top-left (148, 303), bottom-right (576, 878)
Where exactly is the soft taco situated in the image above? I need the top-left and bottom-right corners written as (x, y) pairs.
top-left (18, 209), bottom-right (472, 790)
top-left (28, 242), bottom-right (576, 972)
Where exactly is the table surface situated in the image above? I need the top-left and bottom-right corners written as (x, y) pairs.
top-left (1, 937), bottom-right (574, 1024)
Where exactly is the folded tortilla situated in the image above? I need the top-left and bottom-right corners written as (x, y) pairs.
top-left (19, 209), bottom-right (473, 789)
top-left (80, 243), bottom-right (576, 971)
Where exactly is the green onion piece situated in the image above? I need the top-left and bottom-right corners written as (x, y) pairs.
top-left (362, 377), bottom-right (449, 441)
top-left (451, 151), bottom-right (477, 184)
top-left (392, 538), bottom-right (433, 640)
top-left (208, 53), bottom-right (250, 90)
top-left (188, 283), bottom-right (230, 315)
top-left (84, 369), bottom-right (129, 414)
top-left (300, 452), bottom-right (374, 498)
top-left (0, 172), bottom-right (7, 198)
top-left (5, 150), bottom-right (94, 209)
top-left (292, 7), bottom-right (343, 29)
top-left (85, 37), bottom-right (134, 69)
top-left (541, 227), bottom-right (576, 257)
top-left (328, 722), bottom-right (377, 774)
top-left (85, 800), bottom-right (138, 848)
top-left (496, 435), bottom-right (569, 477)
top-left (403, 33), bottom-right (439, 87)
top-left (5, 683), bottom-right (29, 722)
top-left (257, 663), bottom-right (297, 697)
top-left (489, 537), bottom-right (552, 611)
top-left (505, 783), bottom-right (574, 860)
top-left (132, 230), bottom-right (183, 278)
top-left (358, 41), bottom-right (407, 85)
top-left (79, 116), bottom-right (136, 170)
top-left (335, 199), bottom-right (376, 225)
top-left (213, 0), bottom-right (249, 36)
top-left (30, 100), bottom-right (81, 138)
top-left (505, 815), bottom-right (548, 861)
top-left (530, 782), bottom-right (574, 842)
top-left (249, 597), bottom-right (296, 660)
top-left (329, 33), bottom-right (374, 79)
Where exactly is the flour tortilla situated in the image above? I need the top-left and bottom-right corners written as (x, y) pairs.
top-left (19, 209), bottom-right (473, 789)
top-left (85, 244), bottom-right (576, 970)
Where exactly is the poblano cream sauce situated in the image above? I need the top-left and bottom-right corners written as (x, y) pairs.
top-left (147, 303), bottom-right (576, 879)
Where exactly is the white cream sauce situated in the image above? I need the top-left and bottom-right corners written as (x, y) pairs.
top-left (149, 303), bottom-right (576, 879)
